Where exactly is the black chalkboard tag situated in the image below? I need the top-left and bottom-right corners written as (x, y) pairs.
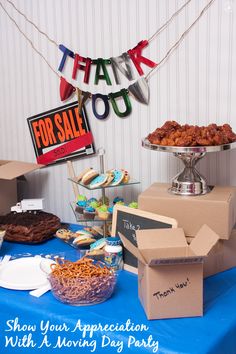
top-left (111, 205), bottom-right (178, 273)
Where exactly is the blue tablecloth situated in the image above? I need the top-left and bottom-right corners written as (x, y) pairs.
top-left (0, 226), bottom-right (236, 354)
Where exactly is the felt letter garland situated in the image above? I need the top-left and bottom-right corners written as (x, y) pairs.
top-left (58, 39), bottom-right (156, 119)
top-left (58, 45), bottom-right (74, 72)
top-left (93, 59), bottom-right (112, 85)
top-left (110, 53), bottom-right (135, 85)
top-left (58, 39), bottom-right (157, 87)
top-left (77, 88), bottom-right (91, 114)
top-left (60, 77), bottom-right (76, 101)
top-left (92, 94), bottom-right (110, 119)
top-left (72, 54), bottom-right (92, 83)
top-left (128, 77), bottom-right (150, 105)
top-left (108, 89), bottom-right (132, 118)
top-left (127, 40), bottom-right (157, 76)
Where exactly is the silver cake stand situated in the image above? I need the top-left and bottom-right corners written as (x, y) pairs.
top-left (142, 139), bottom-right (236, 196)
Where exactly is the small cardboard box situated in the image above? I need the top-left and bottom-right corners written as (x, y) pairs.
top-left (0, 160), bottom-right (41, 215)
top-left (119, 225), bottom-right (219, 320)
top-left (188, 228), bottom-right (236, 278)
top-left (138, 183), bottom-right (236, 240)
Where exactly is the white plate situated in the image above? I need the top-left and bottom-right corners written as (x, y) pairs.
top-left (0, 256), bottom-right (51, 290)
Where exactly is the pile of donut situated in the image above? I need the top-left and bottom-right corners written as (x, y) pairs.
top-left (76, 168), bottom-right (130, 188)
top-left (147, 121), bottom-right (236, 147)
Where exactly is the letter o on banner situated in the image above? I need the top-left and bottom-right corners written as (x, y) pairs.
top-left (92, 94), bottom-right (110, 120)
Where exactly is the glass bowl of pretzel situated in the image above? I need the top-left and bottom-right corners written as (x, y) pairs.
top-left (48, 257), bottom-right (117, 306)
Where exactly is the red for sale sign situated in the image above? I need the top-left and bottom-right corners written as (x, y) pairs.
top-left (27, 102), bottom-right (95, 165)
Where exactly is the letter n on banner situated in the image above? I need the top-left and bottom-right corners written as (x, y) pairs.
top-left (27, 102), bottom-right (95, 165)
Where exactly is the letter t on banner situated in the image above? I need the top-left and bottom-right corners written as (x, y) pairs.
top-left (58, 44), bottom-right (74, 72)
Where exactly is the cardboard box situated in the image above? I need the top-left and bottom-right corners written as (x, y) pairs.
top-left (119, 225), bottom-right (219, 320)
top-left (0, 160), bottom-right (41, 215)
top-left (196, 228), bottom-right (236, 278)
top-left (138, 183), bottom-right (236, 240)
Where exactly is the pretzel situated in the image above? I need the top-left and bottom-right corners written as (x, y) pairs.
top-left (49, 258), bottom-right (116, 304)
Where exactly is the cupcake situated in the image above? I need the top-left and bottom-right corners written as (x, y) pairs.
top-left (113, 196), bottom-right (124, 205)
top-left (128, 201), bottom-right (138, 209)
top-left (108, 205), bottom-right (114, 220)
top-left (116, 200), bottom-right (125, 206)
top-left (77, 194), bottom-right (87, 202)
top-left (76, 195), bottom-right (87, 214)
top-left (83, 205), bottom-right (96, 220)
top-left (90, 201), bottom-right (100, 215)
top-left (87, 197), bottom-right (98, 205)
top-left (97, 204), bottom-right (109, 220)
top-left (98, 196), bottom-right (110, 206)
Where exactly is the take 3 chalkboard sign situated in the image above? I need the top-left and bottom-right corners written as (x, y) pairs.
top-left (111, 204), bottom-right (178, 273)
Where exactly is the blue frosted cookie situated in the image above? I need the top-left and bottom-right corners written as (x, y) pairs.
top-left (89, 174), bottom-right (108, 189)
top-left (109, 169), bottom-right (125, 186)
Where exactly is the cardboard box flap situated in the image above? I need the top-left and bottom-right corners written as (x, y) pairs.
top-left (0, 161), bottom-right (42, 180)
top-left (190, 224), bottom-right (220, 256)
top-left (136, 228), bottom-right (187, 250)
top-left (135, 228), bottom-right (192, 264)
top-left (118, 232), bottom-right (146, 264)
top-left (142, 247), bottom-right (190, 265)
top-left (0, 160), bottom-right (10, 166)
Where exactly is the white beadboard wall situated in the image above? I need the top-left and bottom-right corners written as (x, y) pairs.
top-left (0, 0), bottom-right (236, 222)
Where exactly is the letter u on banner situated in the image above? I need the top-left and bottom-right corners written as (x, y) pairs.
top-left (109, 89), bottom-right (132, 118)
top-left (92, 94), bottom-right (110, 119)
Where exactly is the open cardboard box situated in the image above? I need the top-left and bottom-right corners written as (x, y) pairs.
top-left (0, 160), bottom-right (42, 215)
top-left (188, 227), bottom-right (236, 278)
top-left (119, 225), bottom-right (219, 320)
top-left (138, 183), bottom-right (236, 240)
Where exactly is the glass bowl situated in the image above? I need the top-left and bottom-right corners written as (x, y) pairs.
top-left (48, 266), bottom-right (117, 306)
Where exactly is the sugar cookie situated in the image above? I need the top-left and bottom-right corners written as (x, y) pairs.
top-left (82, 169), bottom-right (99, 185)
top-left (109, 169), bottom-right (125, 186)
top-left (76, 167), bottom-right (92, 182)
top-left (89, 174), bottom-right (108, 189)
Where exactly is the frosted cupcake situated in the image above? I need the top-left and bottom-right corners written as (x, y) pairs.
top-left (98, 196), bottom-right (110, 206)
top-left (83, 205), bottom-right (96, 220)
top-left (113, 196), bottom-right (124, 205)
top-left (87, 197), bottom-right (98, 205)
top-left (76, 195), bottom-right (87, 214)
top-left (97, 204), bottom-right (109, 220)
top-left (116, 200), bottom-right (125, 206)
top-left (128, 201), bottom-right (138, 209)
top-left (108, 205), bottom-right (114, 220)
top-left (90, 201), bottom-right (100, 215)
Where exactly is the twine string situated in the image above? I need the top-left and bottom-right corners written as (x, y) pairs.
top-left (0, 0), bottom-right (216, 84)
top-left (146, 0), bottom-right (216, 80)
top-left (148, 0), bottom-right (192, 43)
top-left (6, 0), bottom-right (59, 47)
top-left (0, 1), bottom-right (60, 77)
